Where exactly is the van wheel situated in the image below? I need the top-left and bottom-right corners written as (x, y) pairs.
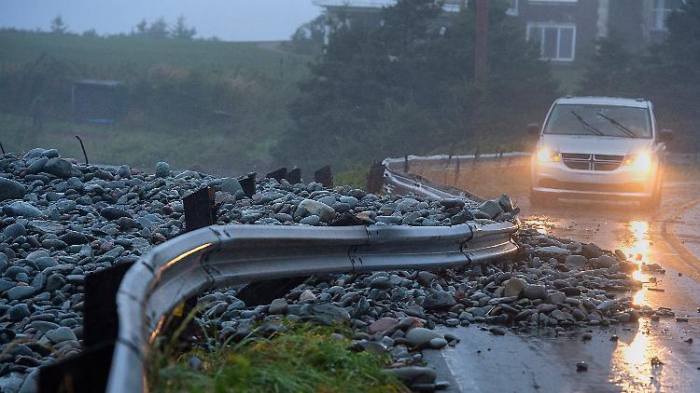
top-left (530, 190), bottom-right (552, 207)
top-left (640, 182), bottom-right (662, 211)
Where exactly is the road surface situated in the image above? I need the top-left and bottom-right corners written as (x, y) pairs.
top-left (427, 181), bottom-right (700, 392)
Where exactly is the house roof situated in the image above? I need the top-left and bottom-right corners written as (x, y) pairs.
top-left (313, 0), bottom-right (465, 12)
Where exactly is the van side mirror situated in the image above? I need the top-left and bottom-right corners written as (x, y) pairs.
top-left (527, 123), bottom-right (540, 137)
top-left (659, 129), bottom-right (673, 143)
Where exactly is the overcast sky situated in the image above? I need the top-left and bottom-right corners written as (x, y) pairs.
top-left (0, 0), bottom-right (322, 41)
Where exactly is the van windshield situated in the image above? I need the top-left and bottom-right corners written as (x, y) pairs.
top-left (544, 104), bottom-right (653, 138)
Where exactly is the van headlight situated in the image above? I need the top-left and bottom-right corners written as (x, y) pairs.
top-left (625, 150), bottom-right (653, 173)
top-left (536, 147), bottom-right (561, 163)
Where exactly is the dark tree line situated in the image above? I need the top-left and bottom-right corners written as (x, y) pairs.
top-left (579, 0), bottom-right (700, 151)
top-left (278, 0), bottom-right (559, 171)
top-left (47, 15), bottom-right (197, 40)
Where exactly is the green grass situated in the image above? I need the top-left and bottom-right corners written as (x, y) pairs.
top-left (0, 30), bottom-right (311, 80)
top-left (0, 113), bottom-right (281, 176)
top-left (149, 322), bottom-right (407, 393)
top-left (0, 30), bottom-right (316, 175)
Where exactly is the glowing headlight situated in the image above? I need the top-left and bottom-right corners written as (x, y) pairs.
top-left (626, 150), bottom-right (653, 173)
top-left (536, 147), bottom-right (561, 163)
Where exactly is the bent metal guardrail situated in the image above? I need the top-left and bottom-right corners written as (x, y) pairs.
top-left (107, 221), bottom-right (518, 392)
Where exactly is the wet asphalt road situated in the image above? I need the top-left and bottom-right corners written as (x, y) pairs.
top-left (427, 181), bottom-right (700, 392)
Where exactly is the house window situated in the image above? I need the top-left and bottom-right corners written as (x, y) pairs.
top-left (527, 23), bottom-right (577, 61)
top-left (507, 0), bottom-right (519, 16)
top-left (651, 0), bottom-right (685, 30)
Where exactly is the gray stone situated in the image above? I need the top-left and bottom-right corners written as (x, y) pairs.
top-left (590, 254), bottom-right (616, 269)
top-left (299, 215), bottom-right (321, 226)
top-left (9, 303), bottom-right (30, 322)
top-left (478, 200), bottom-right (503, 219)
top-left (504, 278), bottom-right (526, 297)
top-left (582, 243), bottom-right (604, 259)
top-left (3, 223), bottom-right (27, 239)
top-left (3, 201), bottom-right (42, 217)
top-left (423, 291), bottom-right (456, 310)
top-left (66, 177), bottom-right (84, 191)
top-left (297, 199), bottom-right (336, 222)
top-left (416, 271), bottom-right (436, 287)
top-left (155, 162), bottom-right (171, 178)
top-left (0, 178), bottom-right (26, 201)
top-left (46, 327), bottom-right (77, 343)
top-left (30, 321), bottom-right (60, 334)
top-left (429, 337), bottom-right (448, 349)
top-left (100, 207), bottom-right (132, 220)
top-left (534, 246), bottom-right (571, 261)
top-left (56, 200), bottom-right (77, 214)
top-left (7, 286), bottom-right (37, 301)
top-left (44, 157), bottom-right (73, 178)
top-left (498, 194), bottom-right (515, 212)
top-left (522, 284), bottom-right (548, 300)
top-left (221, 178), bottom-right (242, 194)
top-left (405, 328), bottom-right (444, 348)
top-left (385, 366), bottom-right (436, 385)
top-left (117, 165), bottom-right (132, 177)
top-left (34, 256), bottom-right (58, 269)
top-left (27, 156), bottom-right (49, 174)
top-left (299, 289), bottom-right (317, 302)
top-left (269, 298), bottom-right (288, 315)
top-left (565, 255), bottom-right (588, 268)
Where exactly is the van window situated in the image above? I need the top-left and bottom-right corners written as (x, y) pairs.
top-left (544, 104), bottom-right (652, 138)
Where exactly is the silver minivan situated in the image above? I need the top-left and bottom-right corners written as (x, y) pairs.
top-left (529, 96), bottom-right (673, 209)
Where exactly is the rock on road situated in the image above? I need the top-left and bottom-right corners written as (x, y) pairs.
top-left (428, 181), bottom-right (700, 392)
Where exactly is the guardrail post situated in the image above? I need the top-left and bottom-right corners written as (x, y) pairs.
top-left (286, 168), bottom-right (301, 184)
top-left (265, 167), bottom-right (287, 182)
top-left (366, 162), bottom-right (386, 194)
top-left (159, 186), bottom-right (218, 344)
top-left (314, 165), bottom-right (333, 188)
top-left (237, 172), bottom-right (257, 198)
top-left (183, 187), bottom-right (216, 232)
top-left (39, 261), bottom-right (134, 393)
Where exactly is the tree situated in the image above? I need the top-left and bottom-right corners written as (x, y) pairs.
top-left (579, 33), bottom-right (636, 97)
top-left (82, 29), bottom-right (98, 38)
top-left (172, 15), bottom-right (197, 40)
top-left (147, 17), bottom-right (169, 39)
top-left (636, 0), bottom-right (700, 150)
top-left (279, 0), bottom-right (558, 170)
top-left (135, 19), bottom-right (148, 36)
top-left (50, 15), bottom-right (68, 34)
top-left (286, 15), bottom-right (328, 55)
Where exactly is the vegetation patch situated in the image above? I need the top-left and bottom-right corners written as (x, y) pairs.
top-left (149, 322), bottom-right (407, 393)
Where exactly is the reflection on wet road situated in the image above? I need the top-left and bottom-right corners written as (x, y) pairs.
top-left (437, 182), bottom-right (700, 392)
top-left (521, 182), bottom-right (700, 392)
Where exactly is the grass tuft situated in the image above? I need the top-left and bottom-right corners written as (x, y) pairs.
top-left (149, 322), bottom-right (408, 393)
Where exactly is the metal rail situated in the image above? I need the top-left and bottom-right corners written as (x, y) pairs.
top-left (380, 163), bottom-right (486, 202)
top-left (107, 221), bottom-right (517, 392)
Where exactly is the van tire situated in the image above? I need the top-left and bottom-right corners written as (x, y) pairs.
top-left (640, 181), bottom-right (662, 211)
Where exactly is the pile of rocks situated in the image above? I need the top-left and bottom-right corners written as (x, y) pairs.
top-left (191, 230), bottom-right (660, 390)
top-left (0, 148), bottom-right (518, 392)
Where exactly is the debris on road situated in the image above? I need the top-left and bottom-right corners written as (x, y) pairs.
top-left (577, 361), bottom-right (588, 372)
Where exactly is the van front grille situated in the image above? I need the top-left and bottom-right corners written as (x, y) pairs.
top-left (561, 153), bottom-right (625, 171)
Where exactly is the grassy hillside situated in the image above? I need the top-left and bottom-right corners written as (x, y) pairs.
top-left (0, 30), bottom-right (312, 176)
top-left (0, 30), bottom-right (309, 79)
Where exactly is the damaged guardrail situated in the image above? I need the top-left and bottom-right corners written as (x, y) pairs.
top-left (107, 221), bottom-right (517, 393)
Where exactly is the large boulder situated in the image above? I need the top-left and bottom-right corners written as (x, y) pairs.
top-left (0, 178), bottom-right (26, 201)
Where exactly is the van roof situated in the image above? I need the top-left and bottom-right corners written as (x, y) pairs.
top-left (555, 96), bottom-right (650, 109)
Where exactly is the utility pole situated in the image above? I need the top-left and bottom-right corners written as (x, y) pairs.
top-left (475, 0), bottom-right (489, 86)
